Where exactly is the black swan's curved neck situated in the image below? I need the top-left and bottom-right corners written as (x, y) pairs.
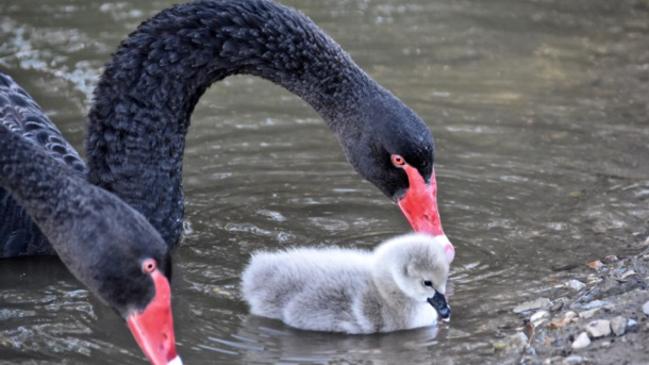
top-left (87, 0), bottom-right (381, 246)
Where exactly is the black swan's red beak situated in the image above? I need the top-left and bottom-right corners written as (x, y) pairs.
top-left (126, 269), bottom-right (181, 365)
top-left (397, 164), bottom-right (455, 262)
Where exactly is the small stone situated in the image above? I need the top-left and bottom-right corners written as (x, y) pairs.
top-left (627, 319), bottom-right (638, 330)
top-left (549, 311), bottom-right (578, 329)
top-left (611, 316), bottom-right (626, 336)
top-left (550, 298), bottom-right (566, 312)
top-left (509, 331), bottom-right (528, 350)
top-left (572, 332), bottom-right (591, 350)
top-left (600, 341), bottom-right (611, 348)
top-left (642, 301), bottom-right (649, 316)
top-left (565, 279), bottom-right (586, 291)
top-left (586, 274), bottom-right (602, 285)
top-left (563, 355), bottom-right (586, 365)
top-left (493, 341), bottom-right (507, 351)
top-left (581, 299), bottom-right (608, 310)
top-left (602, 255), bottom-right (619, 263)
top-left (514, 297), bottom-right (552, 314)
top-left (579, 308), bottom-right (599, 319)
top-left (586, 260), bottom-right (604, 270)
top-left (620, 270), bottom-right (636, 280)
top-left (585, 319), bottom-right (611, 338)
top-left (531, 310), bottom-right (550, 327)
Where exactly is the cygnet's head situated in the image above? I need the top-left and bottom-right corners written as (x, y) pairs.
top-left (373, 233), bottom-right (451, 319)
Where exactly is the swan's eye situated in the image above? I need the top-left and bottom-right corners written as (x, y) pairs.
top-left (142, 258), bottom-right (157, 273)
top-left (391, 154), bottom-right (406, 167)
top-left (423, 280), bottom-right (433, 287)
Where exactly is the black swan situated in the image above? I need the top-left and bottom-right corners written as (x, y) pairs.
top-left (0, 80), bottom-right (181, 364)
top-left (0, 0), bottom-right (454, 258)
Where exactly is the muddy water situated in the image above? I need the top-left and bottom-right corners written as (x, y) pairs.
top-left (1, 0), bottom-right (648, 364)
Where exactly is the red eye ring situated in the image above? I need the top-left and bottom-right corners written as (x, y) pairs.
top-left (391, 154), bottom-right (406, 167)
top-left (142, 258), bottom-right (157, 273)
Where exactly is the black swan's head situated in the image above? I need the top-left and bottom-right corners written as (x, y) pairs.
top-left (0, 120), bottom-right (182, 365)
top-left (69, 194), bottom-right (181, 365)
top-left (340, 90), bottom-right (454, 262)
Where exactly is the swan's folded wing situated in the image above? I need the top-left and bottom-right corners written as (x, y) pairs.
top-left (0, 72), bottom-right (86, 257)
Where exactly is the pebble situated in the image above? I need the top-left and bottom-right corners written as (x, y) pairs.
top-left (579, 308), bottom-right (599, 319)
top-left (620, 270), bottom-right (636, 280)
top-left (610, 316), bottom-right (626, 336)
top-left (514, 297), bottom-right (552, 314)
top-left (585, 319), bottom-right (611, 338)
top-left (531, 310), bottom-right (550, 327)
top-left (586, 260), bottom-right (604, 270)
top-left (572, 332), bottom-right (591, 350)
top-left (563, 355), bottom-right (586, 365)
top-left (565, 279), bottom-right (586, 291)
top-left (602, 255), bottom-right (619, 263)
top-left (642, 301), bottom-right (649, 316)
top-left (510, 331), bottom-right (528, 347)
top-left (581, 299), bottom-right (609, 310)
top-left (627, 319), bottom-right (638, 330)
top-left (550, 298), bottom-right (566, 312)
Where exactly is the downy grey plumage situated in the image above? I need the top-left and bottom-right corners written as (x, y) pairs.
top-left (241, 233), bottom-right (451, 334)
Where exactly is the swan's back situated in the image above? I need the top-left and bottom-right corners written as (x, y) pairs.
top-left (0, 73), bottom-right (84, 172)
top-left (0, 72), bottom-right (85, 257)
top-left (241, 246), bottom-right (373, 319)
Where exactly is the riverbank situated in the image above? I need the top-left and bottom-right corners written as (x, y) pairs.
top-left (495, 235), bottom-right (649, 365)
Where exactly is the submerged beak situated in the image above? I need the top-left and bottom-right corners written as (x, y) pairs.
top-left (397, 164), bottom-right (455, 262)
top-left (126, 269), bottom-right (182, 365)
top-left (427, 291), bottom-right (451, 321)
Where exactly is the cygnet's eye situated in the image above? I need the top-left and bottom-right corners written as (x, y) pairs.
top-left (423, 280), bottom-right (433, 287)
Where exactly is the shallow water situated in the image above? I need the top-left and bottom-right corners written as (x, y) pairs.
top-left (1, 0), bottom-right (648, 364)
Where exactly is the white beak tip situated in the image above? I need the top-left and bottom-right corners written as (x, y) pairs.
top-left (168, 356), bottom-right (183, 365)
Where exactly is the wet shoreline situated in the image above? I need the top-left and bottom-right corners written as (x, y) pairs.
top-left (497, 235), bottom-right (649, 365)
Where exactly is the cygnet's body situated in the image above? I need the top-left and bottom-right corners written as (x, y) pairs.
top-left (241, 233), bottom-right (450, 334)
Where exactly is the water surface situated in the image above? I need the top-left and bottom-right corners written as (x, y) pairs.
top-left (1, 0), bottom-right (648, 364)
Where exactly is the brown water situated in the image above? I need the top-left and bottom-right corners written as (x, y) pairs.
top-left (1, 0), bottom-right (649, 364)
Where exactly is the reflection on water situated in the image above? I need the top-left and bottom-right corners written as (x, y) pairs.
top-left (1, 0), bottom-right (648, 364)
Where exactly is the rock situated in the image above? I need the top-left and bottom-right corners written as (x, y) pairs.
top-left (550, 297), bottom-right (567, 312)
top-left (619, 270), bottom-right (636, 280)
top-left (642, 301), bottom-right (649, 316)
top-left (493, 332), bottom-right (528, 353)
top-left (587, 260), bottom-right (604, 270)
top-left (572, 332), bottom-right (591, 350)
top-left (627, 319), bottom-right (638, 330)
top-left (610, 316), bottom-right (626, 336)
top-left (565, 279), bottom-right (586, 291)
top-left (586, 274), bottom-right (602, 285)
top-left (602, 255), bottom-right (619, 263)
top-left (585, 319), bottom-right (611, 338)
top-left (563, 355), bottom-right (586, 365)
top-left (579, 308), bottom-right (599, 319)
top-left (510, 331), bottom-right (529, 350)
top-left (514, 297), bottom-right (552, 314)
top-left (549, 311), bottom-right (578, 329)
top-left (581, 299), bottom-right (609, 310)
top-left (531, 310), bottom-right (550, 327)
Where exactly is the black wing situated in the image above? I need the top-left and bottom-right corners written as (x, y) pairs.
top-left (0, 72), bottom-right (87, 257)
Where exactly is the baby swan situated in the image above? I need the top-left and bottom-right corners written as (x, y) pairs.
top-left (241, 233), bottom-right (451, 334)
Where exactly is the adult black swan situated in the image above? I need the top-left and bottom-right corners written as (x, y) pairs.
top-left (0, 81), bottom-right (181, 364)
top-left (1, 0), bottom-right (454, 260)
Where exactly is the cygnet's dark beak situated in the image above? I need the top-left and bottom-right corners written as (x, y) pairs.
top-left (427, 291), bottom-right (451, 321)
